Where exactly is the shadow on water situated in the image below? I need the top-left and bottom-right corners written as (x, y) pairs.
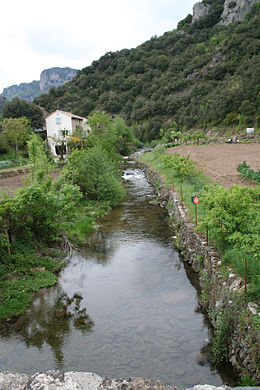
top-left (0, 162), bottom-right (238, 387)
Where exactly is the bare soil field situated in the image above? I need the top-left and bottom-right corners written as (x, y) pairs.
top-left (0, 171), bottom-right (60, 193)
top-left (167, 143), bottom-right (260, 187)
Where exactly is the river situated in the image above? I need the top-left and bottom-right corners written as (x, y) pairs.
top-left (0, 163), bottom-right (237, 388)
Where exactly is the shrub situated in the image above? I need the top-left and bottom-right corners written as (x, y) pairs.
top-left (197, 185), bottom-right (260, 257)
top-left (237, 161), bottom-right (260, 183)
top-left (64, 146), bottom-right (125, 206)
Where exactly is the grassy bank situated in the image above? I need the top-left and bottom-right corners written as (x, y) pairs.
top-left (138, 146), bottom-right (209, 225)
top-left (138, 147), bottom-right (260, 302)
top-left (0, 191), bottom-right (111, 319)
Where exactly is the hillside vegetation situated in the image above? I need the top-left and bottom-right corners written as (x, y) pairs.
top-left (35, 1), bottom-right (260, 142)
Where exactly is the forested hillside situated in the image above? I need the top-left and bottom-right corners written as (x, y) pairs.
top-left (35, 1), bottom-right (260, 141)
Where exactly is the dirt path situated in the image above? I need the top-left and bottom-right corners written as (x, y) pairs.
top-left (167, 143), bottom-right (260, 187)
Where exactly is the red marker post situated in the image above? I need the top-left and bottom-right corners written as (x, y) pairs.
top-left (192, 196), bottom-right (199, 226)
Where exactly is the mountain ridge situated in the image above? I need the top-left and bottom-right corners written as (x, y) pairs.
top-left (1, 67), bottom-right (78, 102)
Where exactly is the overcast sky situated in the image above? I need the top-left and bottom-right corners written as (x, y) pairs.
top-left (0, 0), bottom-right (197, 93)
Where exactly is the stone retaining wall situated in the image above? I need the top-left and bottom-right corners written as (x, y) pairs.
top-left (0, 167), bottom-right (30, 179)
top-left (138, 162), bottom-right (260, 384)
top-left (0, 370), bottom-right (243, 390)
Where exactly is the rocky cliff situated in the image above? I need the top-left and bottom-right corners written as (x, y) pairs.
top-left (219, 0), bottom-right (259, 25)
top-left (192, 2), bottom-right (211, 23)
top-left (38, 67), bottom-right (78, 93)
top-left (1, 67), bottom-right (78, 102)
top-left (192, 0), bottom-right (258, 25)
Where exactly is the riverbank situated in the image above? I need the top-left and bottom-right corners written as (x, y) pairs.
top-left (136, 156), bottom-right (260, 385)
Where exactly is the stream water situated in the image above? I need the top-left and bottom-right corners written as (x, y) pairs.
top-left (0, 163), bottom-right (237, 388)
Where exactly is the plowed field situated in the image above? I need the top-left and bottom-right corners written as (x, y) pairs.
top-left (0, 171), bottom-right (59, 193)
top-left (167, 143), bottom-right (260, 187)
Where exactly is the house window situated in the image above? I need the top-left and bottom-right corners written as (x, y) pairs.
top-left (56, 117), bottom-right (62, 125)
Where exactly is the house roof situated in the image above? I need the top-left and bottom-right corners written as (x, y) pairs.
top-left (45, 109), bottom-right (88, 121)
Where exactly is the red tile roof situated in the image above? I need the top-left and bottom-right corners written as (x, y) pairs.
top-left (46, 109), bottom-right (88, 121)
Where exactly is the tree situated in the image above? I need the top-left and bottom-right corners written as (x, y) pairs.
top-left (2, 98), bottom-right (44, 129)
top-left (191, 130), bottom-right (207, 145)
top-left (4, 117), bottom-right (31, 157)
top-left (111, 116), bottom-right (135, 155)
top-left (87, 111), bottom-right (113, 137)
top-left (64, 146), bottom-right (125, 206)
top-left (27, 134), bottom-right (53, 182)
top-left (86, 111), bottom-right (120, 163)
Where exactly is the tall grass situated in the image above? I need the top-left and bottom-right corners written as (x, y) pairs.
top-left (139, 147), bottom-right (209, 225)
top-left (223, 249), bottom-right (260, 301)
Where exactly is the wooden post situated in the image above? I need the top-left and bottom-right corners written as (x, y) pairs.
top-left (245, 258), bottom-right (247, 296)
top-left (195, 203), bottom-right (197, 226)
top-left (220, 220), bottom-right (223, 259)
top-left (4, 227), bottom-right (11, 255)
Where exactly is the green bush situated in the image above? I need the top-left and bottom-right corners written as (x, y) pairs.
top-left (237, 161), bottom-right (260, 183)
top-left (0, 181), bottom-right (82, 247)
top-left (197, 185), bottom-right (260, 258)
top-left (64, 146), bottom-right (125, 206)
top-left (160, 152), bottom-right (197, 179)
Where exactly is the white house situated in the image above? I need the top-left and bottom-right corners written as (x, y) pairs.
top-left (45, 110), bottom-right (90, 157)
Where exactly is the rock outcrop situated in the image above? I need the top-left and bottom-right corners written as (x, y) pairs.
top-left (191, 0), bottom-right (257, 26)
top-left (0, 371), bottom-right (235, 390)
top-left (39, 67), bottom-right (78, 93)
top-left (192, 2), bottom-right (211, 23)
top-left (219, 0), bottom-right (259, 25)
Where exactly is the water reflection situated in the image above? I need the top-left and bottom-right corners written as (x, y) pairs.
top-left (0, 287), bottom-right (94, 369)
top-left (0, 166), bottom-right (237, 387)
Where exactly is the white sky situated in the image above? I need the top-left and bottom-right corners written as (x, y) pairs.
top-left (0, 0), bottom-right (197, 93)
